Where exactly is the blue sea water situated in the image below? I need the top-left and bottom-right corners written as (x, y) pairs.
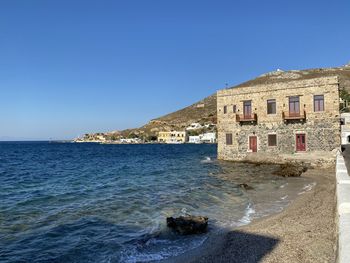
top-left (0, 142), bottom-right (313, 262)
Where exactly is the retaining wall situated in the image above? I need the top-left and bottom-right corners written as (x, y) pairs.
top-left (336, 152), bottom-right (350, 263)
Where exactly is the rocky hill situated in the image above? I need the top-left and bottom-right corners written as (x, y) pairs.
top-left (80, 63), bottom-right (350, 141)
top-left (120, 94), bottom-right (217, 138)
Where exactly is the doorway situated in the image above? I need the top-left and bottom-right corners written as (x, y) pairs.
top-left (249, 136), bottom-right (257, 152)
top-left (296, 134), bottom-right (306, 151)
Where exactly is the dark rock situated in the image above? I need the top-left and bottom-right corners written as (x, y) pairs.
top-left (273, 163), bottom-right (308, 177)
top-left (166, 215), bottom-right (208, 235)
top-left (238, 183), bottom-right (254, 190)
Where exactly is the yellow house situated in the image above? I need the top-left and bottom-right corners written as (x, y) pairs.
top-left (158, 131), bottom-right (187, 143)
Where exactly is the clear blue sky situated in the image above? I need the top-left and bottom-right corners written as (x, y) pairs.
top-left (1, 0), bottom-right (349, 140)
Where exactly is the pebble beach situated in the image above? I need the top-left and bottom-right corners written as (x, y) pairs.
top-left (166, 167), bottom-right (337, 263)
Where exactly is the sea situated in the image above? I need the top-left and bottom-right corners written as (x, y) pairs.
top-left (0, 142), bottom-right (315, 262)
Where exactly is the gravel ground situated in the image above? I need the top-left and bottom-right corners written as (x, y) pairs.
top-left (166, 167), bottom-right (337, 263)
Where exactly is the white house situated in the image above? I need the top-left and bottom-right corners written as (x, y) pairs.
top-left (120, 138), bottom-right (142, 144)
top-left (188, 132), bottom-right (217, 144)
top-left (189, 136), bottom-right (201, 143)
top-left (204, 123), bottom-right (216, 129)
top-left (186, 123), bottom-right (203, 130)
top-left (201, 132), bottom-right (217, 143)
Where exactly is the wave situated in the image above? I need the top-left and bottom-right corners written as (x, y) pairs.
top-left (279, 183), bottom-right (288, 188)
top-left (120, 234), bottom-right (207, 263)
top-left (238, 203), bottom-right (255, 225)
top-left (281, 195), bottom-right (288, 200)
top-left (201, 157), bottom-right (213, 163)
top-left (298, 182), bottom-right (316, 195)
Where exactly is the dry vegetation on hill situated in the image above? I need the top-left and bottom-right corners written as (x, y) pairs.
top-left (236, 64), bottom-right (350, 91)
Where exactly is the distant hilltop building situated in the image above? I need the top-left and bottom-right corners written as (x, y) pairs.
top-left (217, 76), bottom-right (341, 165)
top-left (186, 123), bottom-right (203, 130)
top-left (157, 131), bottom-right (187, 144)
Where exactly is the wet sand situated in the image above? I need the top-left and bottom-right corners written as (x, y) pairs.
top-left (165, 168), bottom-right (337, 263)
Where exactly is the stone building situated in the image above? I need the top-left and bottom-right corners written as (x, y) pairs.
top-left (217, 76), bottom-right (341, 163)
top-left (157, 131), bottom-right (187, 144)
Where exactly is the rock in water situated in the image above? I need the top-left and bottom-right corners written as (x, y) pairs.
top-left (166, 215), bottom-right (208, 235)
top-left (274, 163), bottom-right (308, 177)
top-left (238, 183), bottom-right (254, 190)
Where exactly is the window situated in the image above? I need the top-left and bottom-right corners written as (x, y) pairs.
top-left (243, 101), bottom-right (252, 116)
top-left (226, 133), bottom-right (233, 145)
top-left (314, 95), bottom-right (324, 112)
top-left (289, 96), bottom-right (300, 115)
top-left (233, 105), bottom-right (236, 113)
top-left (267, 99), bottom-right (276, 114)
top-left (224, 105), bottom-right (227, 114)
top-left (268, 134), bottom-right (277, 146)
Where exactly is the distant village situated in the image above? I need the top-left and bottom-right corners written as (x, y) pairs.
top-left (74, 122), bottom-right (217, 144)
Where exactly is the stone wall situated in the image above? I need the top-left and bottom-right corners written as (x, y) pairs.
top-left (217, 76), bottom-right (341, 164)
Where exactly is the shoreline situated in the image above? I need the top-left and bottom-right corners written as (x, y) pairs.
top-left (162, 167), bottom-right (337, 263)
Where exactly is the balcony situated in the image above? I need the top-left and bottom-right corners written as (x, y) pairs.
top-left (282, 110), bottom-right (306, 121)
top-left (236, 113), bottom-right (257, 123)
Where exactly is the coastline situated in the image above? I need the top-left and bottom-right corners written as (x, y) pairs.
top-left (163, 167), bottom-right (337, 263)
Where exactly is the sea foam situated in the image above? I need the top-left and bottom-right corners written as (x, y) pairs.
top-left (238, 203), bottom-right (256, 225)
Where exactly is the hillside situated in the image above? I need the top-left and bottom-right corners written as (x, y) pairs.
top-left (235, 63), bottom-right (350, 91)
top-left (121, 94), bottom-right (217, 137)
top-left (80, 63), bottom-right (350, 141)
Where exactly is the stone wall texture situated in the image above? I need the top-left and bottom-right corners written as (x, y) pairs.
top-left (217, 76), bottom-right (341, 163)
